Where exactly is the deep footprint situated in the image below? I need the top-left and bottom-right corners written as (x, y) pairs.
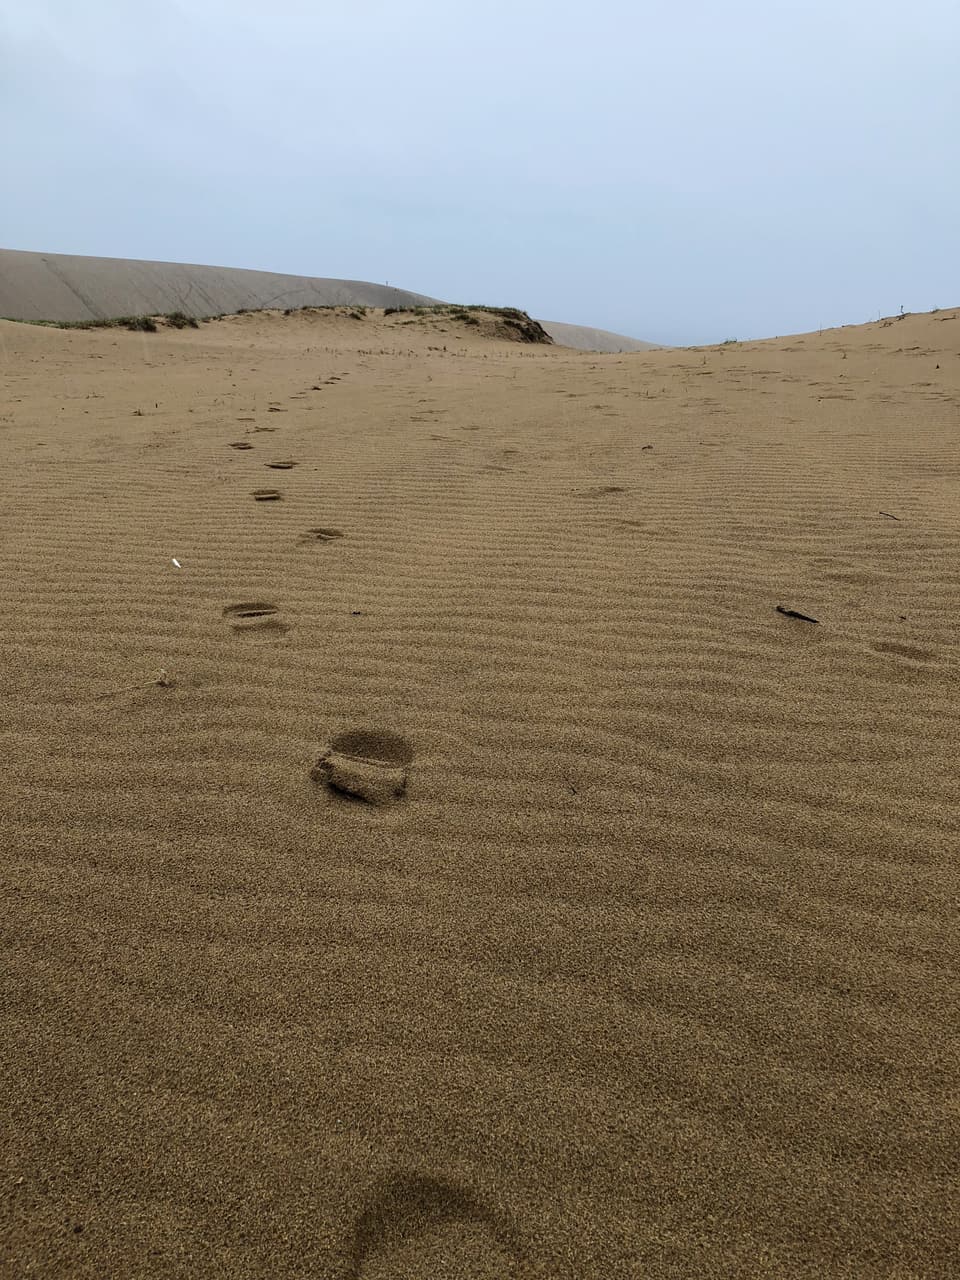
top-left (222, 601), bottom-right (288, 634)
top-left (348, 1174), bottom-right (523, 1279)
top-left (229, 441), bottom-right (254, 450)
top-left (266, 460), bottom-right (298, 469)
top-left (311, 728), bottom-right (413, 805)
top-left (252, 488), bottom-right (282, 501)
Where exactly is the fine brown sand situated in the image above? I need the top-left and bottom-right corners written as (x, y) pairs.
top-left (1, 306), bottom-right (958, 1278)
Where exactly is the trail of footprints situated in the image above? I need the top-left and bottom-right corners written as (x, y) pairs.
top-left (223, 410), bottom-right (416, 810)
top-left (206, 366), bottom-right (949, 1270)
top-left (223, 404), bottom-right (497, 1270)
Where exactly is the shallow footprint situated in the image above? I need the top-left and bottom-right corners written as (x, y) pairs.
top-left (311, 728), bottom-right (413, 805)
top-left (823, 570), bottom-right (884, 586)
top-left (348, 1174), bottom-right (523, 1279)
top-left (583, 484), bottom-right (627, 497)
top-left (266, 460), bottom-right (298, 470)
top-left (872, 641), bottom-right (935, 662)
top-left (222, 601), bottom-right (288, 634)
top-left (300, 526), bottom-right (345, 542)
top-left (252, 488), bottom-right (282, 501)
top-left (229, 441), bottom-right (254, 450)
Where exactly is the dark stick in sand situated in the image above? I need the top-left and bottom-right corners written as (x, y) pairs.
top-left (776, 605), bottom-right (820, 624)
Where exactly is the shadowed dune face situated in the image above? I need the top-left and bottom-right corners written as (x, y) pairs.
top-left (2, 303), bottom-right (959, 1278)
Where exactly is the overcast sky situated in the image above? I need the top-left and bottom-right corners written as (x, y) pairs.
top-left (2, 1), bottom-right (958, 344)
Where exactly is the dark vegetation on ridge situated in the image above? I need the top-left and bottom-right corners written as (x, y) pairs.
top-left (3, 310), bottom-right (200, 332)
top-left (382, 304), bottom-right (553, 343)
top-left (4, 304), bottom-right (554, 343)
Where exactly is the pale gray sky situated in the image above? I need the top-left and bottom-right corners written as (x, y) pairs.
top-left (2, 0), bottom-right (957, 344)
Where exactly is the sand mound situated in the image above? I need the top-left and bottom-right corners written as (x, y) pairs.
top-left (2, 305), bottom-right (957, 1277)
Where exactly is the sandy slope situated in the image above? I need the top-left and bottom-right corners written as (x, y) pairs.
top-left (538, 320), bottom-right (660, 353)
top-left (1, 306), bottom-right (958, 1279)
top-left (0, 249), bottom-right (439, 324)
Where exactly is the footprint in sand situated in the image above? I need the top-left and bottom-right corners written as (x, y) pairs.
top-left (871, 641), bottom-right (935, 662)
top-left (265, 460), bottom-right (298, 470)
top-left (300, 527), bottom-right (345, 542)
top-left (823, 570), bottom-right (884, 586)
top-left (348, 1174), bottom-right (523, 1280)
top-left (311, 728), bottom-right (413, 805)
top-left (222, 601), bottom-right (288, 635)
top-left (582, 485), bottom-right (627, 497)
top-left (252, 488), bottom-right (283, 501)
top-left (229, 441), bottom-right (254, 450)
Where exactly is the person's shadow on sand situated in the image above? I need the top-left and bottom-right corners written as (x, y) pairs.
top-left (346, 1173), bottom-right (524, 1279)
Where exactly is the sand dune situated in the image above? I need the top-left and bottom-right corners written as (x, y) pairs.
top-left (0, 250), bottom-right (656, 352)
top-left (2, 305), bottom-right (958, 1278)
top-left (538, 319), bottom-right (660, 353)
top-left (0, 248), bottom-right (439, 324)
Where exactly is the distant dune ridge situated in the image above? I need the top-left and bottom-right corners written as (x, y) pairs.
top-left (0, 248), bottom-right (658, 351)
top-left (537, 319), bottom-right (659, 353)
top-left (0, 248), bottom-right (438, 323)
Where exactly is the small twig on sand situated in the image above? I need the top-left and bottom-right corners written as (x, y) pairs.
top-left (776, 606), bottom-right (820, 624)
top-left (879, 511), bottom-right (901, 520)
top-left (92, 669), bottom-right (172, 701)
